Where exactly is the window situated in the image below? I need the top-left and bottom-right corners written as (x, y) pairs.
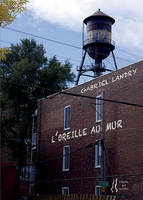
top-left (32, 132), bottom-right (37, 149)
top-left (95, 141), bottom-right (101, 168)
top-left (62, 187), bottom-right (69, 195)
top-left (33, 115), bottom-right (37, 133)
top-left (95, 185), bottom-right (101, 195)
top-left (32, 150), bottom-right (38, 162)
top-left (21, 165), bottom-right (31, 179)
top-left (32, 109), bottom-right (37, 133)
top-left (64, 105), bottom-right (71, 130)
top-left (63, 146), bottom-right (70, 171)
top-left (32, 109), bottom-right (37, 150)
top-left (96, 94), bottom-right (102, 122)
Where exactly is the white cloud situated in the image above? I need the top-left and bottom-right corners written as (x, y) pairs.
top-left (27, 0), bottom-right (143, 51)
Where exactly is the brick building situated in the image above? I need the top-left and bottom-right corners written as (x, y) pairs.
top-left (1, 109), bottom-right (36, 200)
top-left (1, 146), bottom-right (17, 200)
top-left (37, 60), bottom-right (143, 200)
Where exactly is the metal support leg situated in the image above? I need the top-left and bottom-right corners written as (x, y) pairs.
top-left (112, 51), bottom-right (118, 70)
top-left (75, 50), bottom-right (87, 85)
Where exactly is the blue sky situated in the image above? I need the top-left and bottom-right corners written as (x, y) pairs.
top-left (1, 0), bottom-right (143, 85)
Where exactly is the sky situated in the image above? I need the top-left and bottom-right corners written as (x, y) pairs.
top-left (1, 0), bottom-right (143, 85)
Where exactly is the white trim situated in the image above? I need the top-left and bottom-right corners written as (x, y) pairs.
top-left (96, 94), bottom-right (102, 123)
top-left (64, 105), bottom-right (71, 130)
top-left (62, 187), bottom-right (69, 195)
top-left (95, 185), bottom-right (101, 195)
top-left (95, 142), bottom-right (101, 168)
top-left (62, 145), bottom-right (70, 171)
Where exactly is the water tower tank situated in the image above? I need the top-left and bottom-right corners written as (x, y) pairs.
top-left (83, 9), bottom-right (115, 71)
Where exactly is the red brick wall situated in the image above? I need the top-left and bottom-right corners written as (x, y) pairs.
top-left (1, 164), bottom-right (16, 200)
top-left (1, 146), bottom-right (17, 200)
top-left (37, 60), bottom-right (143, 199)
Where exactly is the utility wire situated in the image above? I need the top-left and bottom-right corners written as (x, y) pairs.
top-left (5, 82), bottom-right (143, 108)
top-left (4, 27), bottom-right (81, 50)
top-left (35, 128), bottom-right (143, 183)
top-left (36, 85), bottom-right (143, 108)
top-left (2, 27), bottom-right (141, 64)
top-left (37, 173), bottom-right (143, 183)
top-left (4, 125), bottom-right (143, 143)
top-left (116, 46), bottom-right (143, 60)
top-left (33, 126), bottom-right (143, 147)
top-left (35, 128), bottom-right (143, 182)
top-left (0, 39), bottom-right (81, 63)
top-left (59, 91), bottom-right (143, 108)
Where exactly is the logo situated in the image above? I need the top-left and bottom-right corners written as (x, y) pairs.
top-left (111, 178), bottom-right (118, 193)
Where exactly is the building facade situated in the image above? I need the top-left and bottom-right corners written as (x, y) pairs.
top-left (37, 60), bottom-right (143, 200)
top-left (1, 146), bottom-right (17, 200)
top-left (1, 109), bottom-right (37, 200)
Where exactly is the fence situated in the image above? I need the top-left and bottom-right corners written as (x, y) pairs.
top-left (31, 194), bottom-right (116, 200)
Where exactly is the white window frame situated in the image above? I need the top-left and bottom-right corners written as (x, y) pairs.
top-left (62, 146), bottom-right (70, 171)
top-left (62, 187), bottom-right (69, 195)
top-left (95, 141), bottom-right (101, 168)
top-left (32, 109), bottom-right (38, 150)
top-left (96, 94), bottom-right (102, 123)
top-left (95, 185), bottom-right (101, 195)
top-left (32, 132), bottom-right (37, 149)
top-left (64, 105), bottom-right (71, 130)
top-left (21, 165), bottom-right (30, 180)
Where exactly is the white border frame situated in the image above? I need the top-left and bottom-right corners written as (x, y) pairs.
top-left (62, 187), bottom-right (69, 195)
top-left (96, 94), bottom-right (102, 123)
top-left (62, 145), bottom-right (70, 171)
top-left (64, 105), bottom-right (71, 130)
top-left (95, 141), bottom-right (101, 168)
top-left (95, 185), bottom-right (101, 195)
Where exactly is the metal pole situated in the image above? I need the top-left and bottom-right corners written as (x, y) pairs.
top-left (101, 91), bottom-right (106, 181)
top-left (82, 22), bottom-right (84, 58)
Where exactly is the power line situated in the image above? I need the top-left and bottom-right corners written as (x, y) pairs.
top-left (5, 82), bottom-right (143, 108)
top-left (116, 45), bottom-right (143, 60)
top-left (4, 27), bottom-right (81, 50)
top-left (0, 40), bottom-right (81, 65)
top-left (2, 83), bottom-right (143, 164)
top-left (36, 173), bottom-right (143, 183)
top-left (0, 40), bottom-right (10, 44)
top-left (38, 86), bottom-right (143, 108)
top-left (2, 86), bottom-right (143, 185)
top-left (3, 27), bottom-right (141, 64)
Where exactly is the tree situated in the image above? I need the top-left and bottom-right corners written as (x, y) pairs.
top-left (0, 0), bottom-right (28, 60)
top-left (1, 38), bottom-right (75, 140)
top-left (0, 0), bottom-right (28, 27)
top-left (1, 39), bottom-right (75, 105)
top-left (0, 47), bottom-right (8, 60)
top-left (0, 38), bottom-right (75, 197)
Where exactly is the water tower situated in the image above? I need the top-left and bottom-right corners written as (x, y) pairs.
top-left (76, 9), bottom-right (117, 85)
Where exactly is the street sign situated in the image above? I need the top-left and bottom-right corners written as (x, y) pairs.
top-left (99, 181), bottom-right (109, 187)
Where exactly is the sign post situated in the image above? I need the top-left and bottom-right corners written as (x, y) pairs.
top-left (99, 181), bottom-right (109, 187)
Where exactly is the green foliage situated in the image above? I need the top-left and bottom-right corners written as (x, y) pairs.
top-left (0, 47), bottom-right (8, 60)
top-left (0, 38), bottom-right (75, 158)
top-left (1, 39), bottom-right (47, 114)
top-left (0, 0), bottom-right (28, 27)
top-left (38, 56), bottom-right (75, 95)
top-left (0, 0), bottom-right (28, 61)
